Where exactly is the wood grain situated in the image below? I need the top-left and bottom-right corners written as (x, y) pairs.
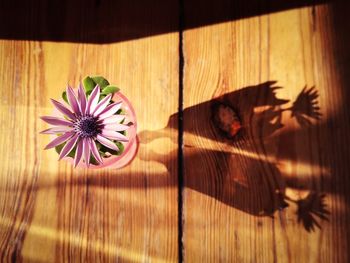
top-left (182, 1), bottom-right (350, 262)
top-left (1, 0), bottom-right (350, 262)
top-left (0, 2), bottom-right (179, 262)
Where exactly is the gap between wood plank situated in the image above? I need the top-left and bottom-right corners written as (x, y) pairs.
top-left (178, 0), bottom-right (185, 261)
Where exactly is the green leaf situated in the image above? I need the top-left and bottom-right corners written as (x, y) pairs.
top-left (101, 85), bottom-right (120, 95)
top-left (95, 142), bottom-right (102, 150)
top-left (116, 108), bottom-right (125, 115)
top-left (55, 143), bottom-right (76, 158)
top-left (55, 143), bottom-right (64, 155)
top-left (115, 141), bottom-right (124, 155)
top-left (99, 94), bottom-right (107, 102)
top-left (62, 91), bottom-right (68, 103)
top-left (83, 76), bottom-right (96, 93)
top-left (89, 155), bottom-right (99, 165)
top-left (68, 147), bottom-right (76, 158)
top-left (99, 145), bottom-right (111, 155)
top-left (99, 141), bottom-right (125, 156)
top-left (99, 150), bottom-right (108, 158)
top-left (91, 76), bottom-right (110, 89)
top-left (86, 89), bottom-right (93, 97)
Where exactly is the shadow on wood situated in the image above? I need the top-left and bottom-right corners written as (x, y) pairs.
top-left (0, 0), bottom-right (328, 43)
top-left (140, 81), bottom-right (330, 231)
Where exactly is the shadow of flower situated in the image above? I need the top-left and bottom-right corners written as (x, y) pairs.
top-left (139, 82), bottom-right (330, 232)
top-left (296, 192), bottom-right (330, 232)
top-left (291, 86), bottom-right (321, 127)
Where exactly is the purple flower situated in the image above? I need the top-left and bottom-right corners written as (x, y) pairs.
top-left (40, 85), bottom-right (129, 167)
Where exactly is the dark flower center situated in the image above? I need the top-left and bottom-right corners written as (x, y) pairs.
top-left (74, 115), bottom-right (101, 138)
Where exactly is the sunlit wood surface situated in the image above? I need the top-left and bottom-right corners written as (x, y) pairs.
top-left (1, 0), bottom-right (350, 262)
top-left (183, 2), bottom-right (350, 263)
top-left (0, 2), bottom-right (179, 262)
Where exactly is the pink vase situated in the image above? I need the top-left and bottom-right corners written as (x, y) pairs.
top-left (54, 91), bottom-right (138, 169)
top-left (86, 91), bottom-right (138, 169)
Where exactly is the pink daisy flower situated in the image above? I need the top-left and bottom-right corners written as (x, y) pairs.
top-left (40, 84), bottom-right (129, 167)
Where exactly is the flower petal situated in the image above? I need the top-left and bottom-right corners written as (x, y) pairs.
top-left (74, 140), bottom-right (83, 167)
top-left (100, 115), bottom-right (126, 125)
top-left (78, 83), bottom-right (87, 114)
top-left (44, 132), bottom-right (74, 149)
top-left (58, 134), bottom-right (79, 160)
top-left (93, 94), bottom-right (112, 116)
top-left (82, 138), bottom-right (91, 167)
top-left (96, 135), bottom-right (119, 151)
top-left (40, 116), bottom-right (73, 126)
top-left (87, 85), bottom-right (100, 114)
top-left (40, 126), bottom-right (73, 134)
top-left (66, 86), bottom-right (81, 114)
top-left (89, 138), bottom-right (103, 164)
top-left (103, 123), bottom-right (129, 131)
top-left (101, 130), bottom-right (128, 142)
top-left (98, 101), bottom-right (122, 119)
top-left (50, 99), bottom-right (76, 120)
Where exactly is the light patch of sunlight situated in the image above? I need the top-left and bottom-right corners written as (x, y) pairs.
top-left (276, 159), bottom-right (330, 178)
top-left (186, 134), bottom-right (330, 177)
top-left (0, 216), bottom-right (168, 263)
top-left (184, 4), bottom-right (328, 34)
top-left (148, 137), bottom-right (177, 155)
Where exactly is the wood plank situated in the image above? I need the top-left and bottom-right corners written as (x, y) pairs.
top-left (0, 1), bottom-right (179, 262)
top-left (183, 1), bottom-right (350, 262)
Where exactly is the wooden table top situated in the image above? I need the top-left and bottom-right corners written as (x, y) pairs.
top-left (0, 0), bottom-right (349, 262)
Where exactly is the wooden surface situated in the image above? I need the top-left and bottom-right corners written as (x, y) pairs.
top-left (0, 0), bottom-right (350, 262)
top-left (0, 1), bottom-right (179, 262)
top-left (183, 1), bottom-right (350, 263)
